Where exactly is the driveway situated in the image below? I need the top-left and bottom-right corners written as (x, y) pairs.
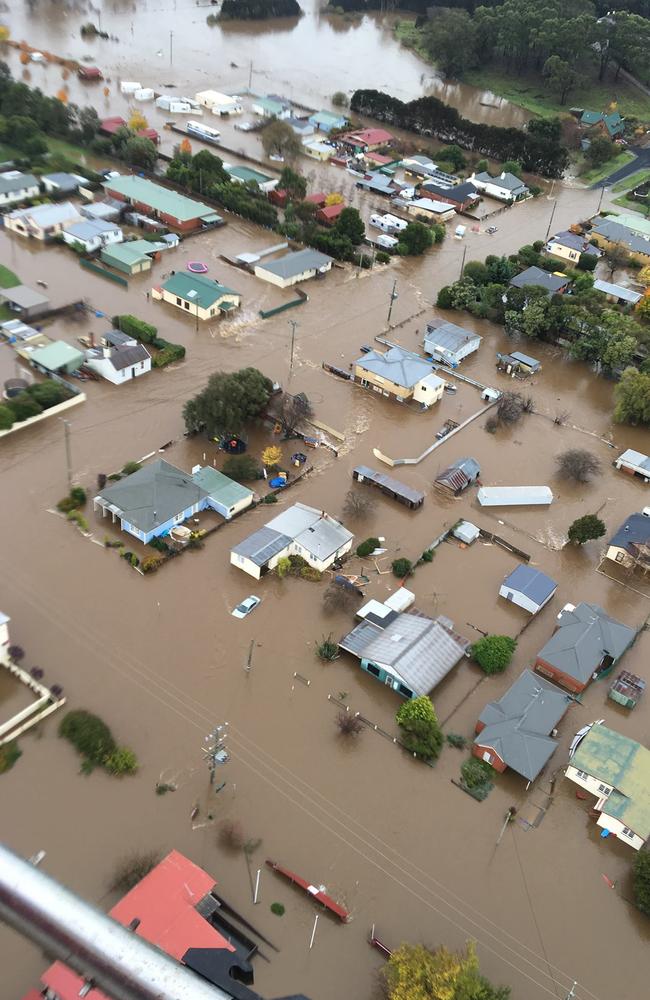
top-left (591, 145), bottom-right (650, 188)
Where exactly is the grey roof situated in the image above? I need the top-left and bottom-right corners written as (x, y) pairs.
top-left (593, 279), bottom-right (642, 304)
top-left (548, 230), bottom-right (599, 255)
top-left (509, 351), bottom-right (540, 369)
top-left (0, 284), bottom-right (49, 310)
top-left (95, 460), bottom-right (209, 534)
top-left (435, 457), bottom-right (480, 493)
top-left (355, 345), bottom-right (432, 389)
top-left (353, 465), bottom-right (424, 505)
top-left (356, 173), bottom-right (399, 195)
top-left (536, 602), bottom-right (636, 685)
top-left (475, 669), bottom-right (570, 781)
top-left (64, 219), bottom-right (119, 240)
top-left (592, 219), bottom-right (650, 256)
top-left (104, 330), bottom-right (136, 347)
top-left (81, 200), bottom-right (122, 221)
top-left (474, 171), bottom-right (527, 192)
top-left (42, 171), bottom-right (83, 191)
top-left (109, 344), bottom-right (150, 370)
top-left (509, 267), bottom-right (570, 293)
top-left (421, 180), bottom-right (478, 202)
top-left (424, 320), bottom-right (482, 354)
top-left (609, 513), bottom-right (650, 552)
top-left (8, 201), bottom-right (81, 228)
top-left (256, 248), bottom-right (332, 280)
top-left (0, 171), bottom-right (37, 194)
top-left (266, 503), bottom-right (352, 560)
top-left (501, 565), bottom-right (557, 606)
top-left (231, 526), bottom-right (291, 566)
top-left (339, 613), bottom-right (470, 696)
top-left (617, 449), bottom-right (650, 473)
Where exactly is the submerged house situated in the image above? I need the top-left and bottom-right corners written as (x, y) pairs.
top-left (339, 609), bottom-right (471, 700)
top-left (230, 503), bottom-right (353, 580)
top-left (614, 450), bottom-right (650, 482)
top-left (152, 272), bottom-right (241, 321)
top-left (509, 266), bottom-right (571, 297)
top-left (352, 466), bottom-right (424, 510)
top-left (605, 512), bottom-right (650, 572)
top-left (473, 669), bottom-right (571, 782)
top-left (84, 339), bottom-right (151, 385)
top-left (353, 345), bottom-right (445, 406)
top-left (469, 171), bottom-right (529, 202)
top-left (93, 459), bottom-right (253, 544)
top-left (499, 565), bottom-right (557, 615)
top-left (566, 724), bottom-right (650, 850)
top-left (254, 249), bottom-right (333, 288)
top-left (423, 320), bottom-right (481, 367)
top-left (534, 602), bottom-right (636, 694)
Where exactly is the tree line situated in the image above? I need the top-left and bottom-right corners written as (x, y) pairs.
top-left (350, 89), bottom-right (569, 176)
top-left (215, 0), bottom-right (302, 18)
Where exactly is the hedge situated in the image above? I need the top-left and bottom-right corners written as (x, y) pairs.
top-left (113, 314), bottom-right (158, 344)
top-left (153, 343), bottom-right (186, 368)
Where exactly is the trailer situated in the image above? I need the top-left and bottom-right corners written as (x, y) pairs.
top-left (477, 486), bottom-right (553, 506)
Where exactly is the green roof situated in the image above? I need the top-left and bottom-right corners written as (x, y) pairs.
top-left (30, 340), bottom-right (84, 371)
top-left (572, 725), bottom-right (650, 839)
top-left (103, 175), bottom-right (214, 223)
top-left (580, 110), bottom-right (602, 125)
top-left (162, 271), bottom-right (239, 309)
top-left (604, 214), bottom-right (650, 238)
top-left (192, 466), bottom-right (253, 507)
top-left (102, 243), bottom-right (150, 266)
top-left (227, 165), bottom-right (273, 185)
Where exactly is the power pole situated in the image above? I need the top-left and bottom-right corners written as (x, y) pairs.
top-left (248, 60), bottom-right (253, 90)
top-left (202, 724), bottom-right (229, 786)
top-left (565, 982), bottom-right (577, 1000)
top-left (458, 244), bottom-right (467, 280)
top-left (545, 199), bottom-right (557, 241)
top-left (62, 419), bottom-right (72, 489)
top-left (386, 279), bottom-right (398, 326)
top-left (245, 639), bottom-right (254, 674)
top-left (169, 30), bottom-right (174, 66)
top-left (288, 319), bottom-right (298, 381)
top-left (596, 185), bottom-right (607, 214)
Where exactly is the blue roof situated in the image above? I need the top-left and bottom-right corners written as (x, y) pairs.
top-left (503, 565), bottom-right (557, 605)
top-left (609, 513), bottom-right (650, 551)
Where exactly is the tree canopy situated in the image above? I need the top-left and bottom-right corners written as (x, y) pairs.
top-left (614, 367), bottom-right (650, 424)
top-left (183, 368), bottom-right (273, 437)
top-left (396, 697), bottom-right (443, 761)
top-left (382, 941), bottom-right (510, 1000)
top-left (261, 119), bottom-right (302, 159)
top-left (472, 635), bottom-right (516, 675)
top-left (567, 514), bottom-right (606, 544)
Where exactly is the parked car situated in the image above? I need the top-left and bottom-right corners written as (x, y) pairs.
top-left (234, 121), bottom-right (255, 131)
top-left (231, 595), bottom-right (261, 619)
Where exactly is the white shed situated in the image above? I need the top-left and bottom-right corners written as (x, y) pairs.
top-left (499, 564), bottom-right (557, 614)
top-left (478, 486), bottom-right (553, 506)
top-left (615, 449), bottom-right (650, 483)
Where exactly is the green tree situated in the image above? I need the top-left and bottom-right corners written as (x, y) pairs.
top-left (396, 696), bottom-right (443, 761)
top-left (59, 710), bottom-right (116, 767)
top-left (222, 454), bottom-right (262, 480)
top-left (440, 144), bottom-right (466, 171)
top-left (123, 135), bottom-right (158, 170)
top-left (261, 119), bottom-right (302, 159)
top-left (421, 10), bottom-right (478, 78)
top-left (585, 135), bottom-right (614, 167)
top-left (399, 220), bottom-right (434, 256)
top-left (382, 940), bottom-right (510, 1000)
top-left (500, 160), bottom-right (522, 177)
top-left (279, 165), bottom-right (307, 199)
top-left (614, 367), bottom-right (650, 424)
top-left (472, 635), bottom-right (516, 675)
top-left (633, 850), bottom-right (650, 917)
top-left (0, 404), bottom-right (14, 430)
top-left (567, 514), bottom-right (606, 545)
top-left (184, 368), bottom-right (273, 438)
top-left (542, 55), bottom-right (581, 105)
top-left (335, 206), bottom-right (365, 245)
top-left (105, 747), bottom-right (138, 775)
top-left (437, 286), bottom-right (454, 309)
top-left (331, 90), bottom-right (348, 108)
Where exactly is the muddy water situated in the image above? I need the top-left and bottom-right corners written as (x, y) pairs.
top-left (2, 162), bottom-right (650, 1000)
top-left (4, 0), bottom-right (530, 127)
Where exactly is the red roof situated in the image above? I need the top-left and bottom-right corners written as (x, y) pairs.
top-left (341, 128), bottom-right (393, 147)
top-left (317, 203), bottom-right (344, 221)
top-left (305, 192), bottom-right (327, 205)
top-left (366, 152), bottom-right (393, 165)
top-left (139, 127), bottom-right (160, 143)
top-left (38, 850), bottom-right (233, 1000)
top-left (78, 66), bottom-right (103, 79)
top-left (100, 116), bottom-right (127, 135)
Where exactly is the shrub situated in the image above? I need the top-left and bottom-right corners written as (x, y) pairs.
top-left (222, 454), bottom-right (263, 480)
top-left (218, 818), bottom-right (245, 851)
top-left (142, 555), bottom-right (165, 574)
top-left (57, 486), bottom-right (86, 512)
top-left (149, 537), bottom-right (171, 553)
top-left (7, 393), bottom-right (43, 422)
top-left (376, 250), bottom-right (390, 264)
top-left (7, 645), bottom-right (24, 664)
top-left (0, 741), bottom-right (22, 774)
top-left (332, 90), bottom-right (348, 107)
top-left (392, 558), bottom-right (412, 578)
top-left (567, 514), bottom-right (606, 545)
top-left (446, 732), bottom-right (467, 749)
top-left (262, 445), bottom-right (283, 468)
top-left (121, 461), bottom-right (142, 475)
top-left (59, 709), bottom-right (116, 767)
top-left (323, 582), bottom-right (358, 614)
top-left (343, 489), bottom-right (376, 519)
top-left (317, 634), bottom-right (339, 661)
top-left (356, 537), bottom-right (380, 557)
top-left (0, 404), bottom-right (14, 430)
top-left (262, 493), bottom-right (278, 504)
top-left (288, 554), bottom-right (307, 571)
top-left (276, 556), bottom-right (291, 578)
top-left (336, 711), bottom-right (363, 736)
top-left (153, 343), bottom-right (186, 367)
top-left (461, 757), bottom-right (494, 789)
top-left (421, 549), bottom-right (434, 563)
top-left (70, 485), bottom-right (87, 506)
top-left (66, 510), bottom-right (89, 531)
top-left (396, 696), bottom-right (443, 761)
top-left (270, 902), bottom-right (285, 916)
top-left (114, 314), bottom-right (157, 344)
top-left (300, 566), bottom-right (322, 581)
top-left (472, 635), bottom-right (516, 675)
top-left (109, 850), bottom-right (161, 892)
top-left (105, 747), bottom-right (138, 775)
top-left (436, 285), bottom-right (454, 309)
top-left (26, 381), bottom-right (67, 408)
top-left (633, 850), bottom-right (650, 916)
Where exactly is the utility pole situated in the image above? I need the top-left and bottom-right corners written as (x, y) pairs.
top-left (245, 639), bottom-right (254, 674)
top-left (202, 724), bottom-right (228, 786)
top-left (288, 319), bottom-right (298, 381)
top-left (565, 982), bottom-right (577, 1000)
top-left (248, 60), bottom-right (253, 90)
top-left (169, 30), bottom-right (174, 66)
top-left (62, 419), bottom-right (72, 489)
top-left (545, 199), bottom-right (557, 241)
top-left (386, 279), bottom-right (398, 327)
top-left (458, 244), bottom-right (467, 280)
top-left (596, 185), bottom-right (608, 214)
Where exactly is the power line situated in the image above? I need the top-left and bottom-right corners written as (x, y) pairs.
top-left (510, 824), bottom-right (562, 998)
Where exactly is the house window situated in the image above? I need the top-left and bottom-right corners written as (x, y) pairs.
top-left (622, 827), bottom-right (635, 839)
top-left (397, 684), bottom-right (412, 698)
top-left (598, 784), bottom-right (611, 795)
top-left (174, 512), bottom-right (184, 523)
top-left (615, 552), bottom-right (626, 563)
top-left (184, 301), bottom-right (190, 310)
top-left (176, 297), bottom-right (182, 305)
top-left (210, 308), bottom-right (215, 316)
top-left (366, 663), bottom-right (381, 678)
top-left (575, 770), bottom-right (589, 780)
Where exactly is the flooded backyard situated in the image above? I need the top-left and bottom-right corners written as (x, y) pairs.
top-left (1, 4), bottom-right (650, 1000)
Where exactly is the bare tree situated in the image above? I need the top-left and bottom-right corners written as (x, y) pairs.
top-left (554, 409), bottom-right (570, 426)
top-left (342, 488), bottom-right (377, 519)
top-left (278, 392), bottom-right (313, 438)
top-left (109, 850), bottom-right (162, 893)
top-left (605, 245), bottom-right (629, 279)
top-left (556, 448), bottom-right (602, 483)
top-left (336, 712), bottom-right (363, 737)
top-left (323, 582), bottom-right (359, 615)
top-left (496, 391), bottom-right (526, 425)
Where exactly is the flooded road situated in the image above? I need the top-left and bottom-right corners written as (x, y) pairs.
top-left (2, 168), bottom-right (650, 1000)
top-left (4, 0), bottom-right (530, 127)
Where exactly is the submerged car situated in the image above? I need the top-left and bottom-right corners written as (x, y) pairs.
top-left (231, 595), bottom-right (261, 619)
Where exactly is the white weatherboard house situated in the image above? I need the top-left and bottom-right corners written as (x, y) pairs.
top-left (614, 449), bottom-right (650, 483)
top-left (499, 564), bottom-right (557, 615)
top-left (230, 503), bottom-right (353, 579)
top-left (195, 90), bottom-right (243, 116)
top-left (566, 724), bottom-right (650, 850)
top-left (84, 340), bottom-right (151, 385)
top-left (424, 320), bottom-right (481, 367)
top-left (62, 219), bottom-right (123, 253)
top-left (254, 249), bottom-right (333, 289)
top-left (469, 171), bottom-right (529, 202)
top-left (0, 171), bottom-right (39, 206)
top-left (353, 345), bottom-right (445, 406)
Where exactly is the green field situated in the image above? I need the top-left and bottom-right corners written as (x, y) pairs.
top-left (580, 151), bottom-right (635, 184)
top-left (0, 265), bottom-right (20, 289)
top-left (0, 142), bottom-right (19, 161)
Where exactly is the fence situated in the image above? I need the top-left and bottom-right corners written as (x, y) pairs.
top-left (478, 528), bottom-right (531, 562)
top-left (80, 259), bottom-right (128, 286)
top-left (259, 291), bottom-right (307, 319)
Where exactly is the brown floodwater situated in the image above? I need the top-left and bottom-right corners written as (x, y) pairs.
top-left (2, 171), bottom-right (650, 1000)
top-left (3, 0), bottom-right (530, 128)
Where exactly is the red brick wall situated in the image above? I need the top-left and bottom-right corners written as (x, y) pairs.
top-left (472, 743), bottom-right (506, 772)
top-left (534, 658), bottom-right (585, 694)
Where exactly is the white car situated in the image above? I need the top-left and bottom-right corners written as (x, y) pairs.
top-left (231, 595), bottom-right (261, 619)
top-left (234, 121), bottom-right (255, 132)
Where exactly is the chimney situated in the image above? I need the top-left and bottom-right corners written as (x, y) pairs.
top-left (89, 331), bottom-right (96, 348)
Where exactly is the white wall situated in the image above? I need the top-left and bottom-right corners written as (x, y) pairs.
top-left (597, 813), bottom-right (645, 851)
top-left (565, 764), bottom-right (614, 798)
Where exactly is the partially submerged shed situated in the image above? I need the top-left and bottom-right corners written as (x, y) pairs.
top-left (608, 671), bottom-right (646, 710)
top-left (352, 465), bottom-right (424, 510)
top-left (499, 565), bottom-right (557, 615)
top-left (434, 458), bottom-right (480, 496)
top-left (615, 449), bottom-right (650, 483)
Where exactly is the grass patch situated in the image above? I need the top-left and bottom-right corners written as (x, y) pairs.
top-left (45, 136), bottom-right (93, 161)
top-left (0, 265), bottom-right (20, 289)
top-left (394, 19), bottom-right (430, 61)
top-left (612, 169), bottom-right (650, 193)
top-left (613, 193), bottom-right (650, 215)
top-left (580, 151), bottom-right (635, 185)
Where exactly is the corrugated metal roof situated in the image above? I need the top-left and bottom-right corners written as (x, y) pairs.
top-left (617, 449), bottom-right (650, 472)
top-left (501, 565), bottom-right (557, 606)
top-left (537, 603), bottom-right (635, 684)
top-left (0, 171), bottom-right (37, 194)
top-left (478, 486), bottom-right (553, 506)
top-left (509, 267), bottom-right (569, 292)
top-left (256, 249), bottom-right (332, 280)
top-left (424, 320), bottom-right (482, 356)
top-left (162, 272), bottom-right (238, 308)
top-left (231, 526), bottom-right (291, 565)
top-left (30, 341), bottom-right (84, 371)
top-left (0, 284), bottom-right (49, 310)
top-left (267, 502), bottom-right (352, 559)
top-left (192, 466), bottom-right (252, 508)
top-left (355, 345), bottom-right (432, 390)
top-left (353, 465), bottom-right (424, 504)
top-left (96, 459), bottom-right (209, 534)
top-left (103, 175), bottom-right (213, 223)
top-left (593, 279), bottom-right (642, 304)
top-left (571, 725), bottom-right (650, 839)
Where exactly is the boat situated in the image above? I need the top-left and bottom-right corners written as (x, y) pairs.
top-left (265, 859), bottom-right (350, 923)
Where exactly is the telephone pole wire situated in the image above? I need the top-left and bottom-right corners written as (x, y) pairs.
top-left (386, 279), bottom-right (398, 326)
